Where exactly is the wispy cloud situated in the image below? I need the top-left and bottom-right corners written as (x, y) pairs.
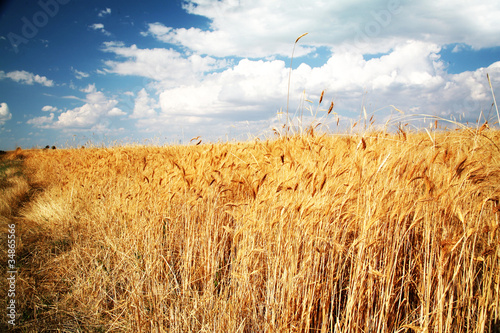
top-left (89, 23), bottom-right (111, 36)
top-left (62, 95), bottom-right (86, 101)
top-left (0, 70), bottom-right (54, 87)
top-left (72, 67), bottom-right (90, 80)
top-left (98, 8), bottom-right (111, 17)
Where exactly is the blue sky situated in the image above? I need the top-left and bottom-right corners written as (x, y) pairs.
top-left (1, 0), bottom-right (499, 150)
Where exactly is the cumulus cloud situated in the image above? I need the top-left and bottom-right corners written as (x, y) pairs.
top-left (304, 41), bottom-right (445, 92)
top-left (159, 58), bottom-right (288, 117)
top-left (131, 88), bottom-right (159, 119)
top-left (108, 108), bottom-right (126, 116)
top-left (0, 103), bottom-right (12, 125)
top-left (119, 40), bottom-right (499, 138)
top-left (0, 70), bottom-right (54, 87)
top-left (439, 62), bottom-right (500, 121)
top-left (145, 0), bottom-right (500, 57)
top-left (27, 113), bottom-right (54, 127)
top-left (81, 83), bottom-right (97, 93)
top-left (152, 41), bottom-right (445, 118)
top-left (102, 42), bottom-right (228, 86)
top-left (53, 90), bottom-right (125, 128)
top-left (28, 88), bottom-right (125, 129)
top-left (95, 0), bottom-right (500, 140)
top-left (42, 105), bottom-right (58, 112)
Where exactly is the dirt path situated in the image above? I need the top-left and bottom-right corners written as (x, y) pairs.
top-left (0, 153), bottom-right (49, 331)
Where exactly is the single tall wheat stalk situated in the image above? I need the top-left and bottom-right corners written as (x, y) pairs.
top-left (487, 73), bottom-right (500, 126)
top-left (286, 32), bottom-right (308, 133)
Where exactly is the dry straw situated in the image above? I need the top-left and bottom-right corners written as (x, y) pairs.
top-left (4, 125), bottom-right (499, 332)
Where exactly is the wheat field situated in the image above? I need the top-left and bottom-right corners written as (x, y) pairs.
top-left (1, 128), bottom-right (500, 332)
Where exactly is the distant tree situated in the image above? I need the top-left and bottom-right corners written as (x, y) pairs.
top-left (51, 146), bottom-right (56, 149)
top-left (44, 145), bottom-right (50, 149)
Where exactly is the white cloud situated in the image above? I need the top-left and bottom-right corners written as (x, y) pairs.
top-left (53, 90), bottom-right (125, 128)
top-left (304, 41), bottom-right (445, 92)
top-left (42, 105), bottom-right (58, 112)
top-left (95, 0), bottom-right (500, 141)
top-left (0, 103), bottom-right (12, 125)
top-left (28, 88), bottom-right (125, 129)
top-left (72, 67), bottom-right (90, 79)
top-left (27, 113), bottom-right (54, 127)
top-left (108, 107), bottom-right (126, 116)
top-left (98, 8), bottom-right (111, 17)
top-left (155, 41), bottom-right (443, 118)
top-left (145, 0), bottom-right (500, 58)
top-left (452, 44), bottom-right (467, 53)
top-left (118, 40), bottom-right (499, 138)
top-left (61, 95), bottom-right (86, 102)
top-left (90, 23), bottom-right (104, 30)
top-left (0, 70), bottom-right (54, 87)
top-left (81, 83), bottom-right (96, 93)
top-left (158, 58), bottom-right (288, 117)
top-left (102, 42), bottom-right (228, 86)
top-left (130, 88), bottom-right (158, 119)
top-left (439, 62), bottom-right (500, 121)
top-left (89, 23), bottom-right (111, 36)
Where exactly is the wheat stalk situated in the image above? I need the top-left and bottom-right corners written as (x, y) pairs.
top-left (286, 32), bottom-right (308, 133)
top-left (487, 73), bottom-right (500, 126)
top-left (9, 124), bottom-right (500, 332)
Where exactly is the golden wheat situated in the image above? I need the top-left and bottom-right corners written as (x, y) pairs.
top-left (2, 129), bottom-right (499, 332)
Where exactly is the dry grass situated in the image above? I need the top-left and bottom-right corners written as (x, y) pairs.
top-left (3, 128), bottom-right (500, 332)
top-left (0, 150), bottom-right (32, 332)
